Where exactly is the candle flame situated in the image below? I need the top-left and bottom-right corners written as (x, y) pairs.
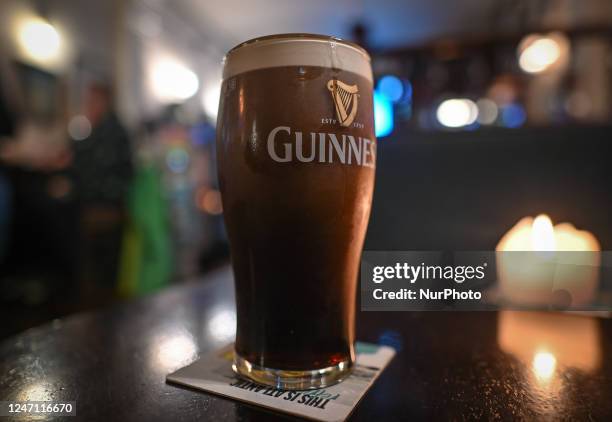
top-left (531, 214), bottom-right (555, 251)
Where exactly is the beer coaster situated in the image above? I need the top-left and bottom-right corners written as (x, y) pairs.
top-left (166, 342), bottom-right (395, 421)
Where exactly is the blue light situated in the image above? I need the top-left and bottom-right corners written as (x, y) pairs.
top-left (501, 103), bottom-right (526, 128)
top-left (378, 75), bottom-right (404, 103)
top-left (166, 148), bottom-right (190, 173)
top-left (374, 90), bottom-right (394, 137)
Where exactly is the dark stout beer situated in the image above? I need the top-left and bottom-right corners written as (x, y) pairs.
top-left (216, 34), bottom-right (375, 389)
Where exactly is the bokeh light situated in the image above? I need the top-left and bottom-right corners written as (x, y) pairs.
top-left (151, 59), bottom-right (199, 102)
top-left (18, 18), bottom-right (61, 62)
top-left (501, 103), bottom-right (526, 128)
top-left (166, 147), bottom-right (190, 173)
top-left (518, 33), bottom-right (568, 74)
top-left (67, 115), bottom-right (92, 141)
top-left (436, 98), bottom-right (478, 128)
top-left (374, 90), bottom-right (394, 137)
top-left (476, 98), bottom-right (498, 125)
top-left (196, 187), bottom-right (223, 215)
top-left (378, 75), bottom-right (404, 103)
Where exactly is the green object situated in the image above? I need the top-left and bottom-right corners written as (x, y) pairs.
top-left (118, 165), bottom-right (172, 296)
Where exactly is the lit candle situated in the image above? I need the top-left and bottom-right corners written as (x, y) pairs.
top-left (496, 214), bottom-right (600, 307)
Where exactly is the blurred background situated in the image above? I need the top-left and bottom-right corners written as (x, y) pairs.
top-left (0, 0), bottom-right (611, 339)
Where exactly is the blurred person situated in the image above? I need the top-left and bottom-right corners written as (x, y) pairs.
top-left (71, 83), bottom-right (133, 304)
top-left (0, 57), bottom-right (78, 338)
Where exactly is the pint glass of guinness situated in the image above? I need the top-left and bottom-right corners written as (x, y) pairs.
top-left (217, 34), bottom-right (376, 389)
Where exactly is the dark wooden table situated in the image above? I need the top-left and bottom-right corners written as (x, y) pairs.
top-left (2, 266), bottom-right (611, 421)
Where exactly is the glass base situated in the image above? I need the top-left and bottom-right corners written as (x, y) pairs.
top-left (232, 353), bottom-right (353, 390)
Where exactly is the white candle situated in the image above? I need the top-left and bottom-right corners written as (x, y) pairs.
top-left (496, 214), bottom-right (600, 307)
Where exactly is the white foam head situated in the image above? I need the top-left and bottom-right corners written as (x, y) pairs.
top-left (222, 34), bottom-right (372, 81)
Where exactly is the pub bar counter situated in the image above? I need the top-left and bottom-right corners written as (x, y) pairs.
top-left (1, 267), bottom-right (611, 421)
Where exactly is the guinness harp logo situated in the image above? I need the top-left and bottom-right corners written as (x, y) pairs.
top-left (327, 79), bottom-right (359, 127)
